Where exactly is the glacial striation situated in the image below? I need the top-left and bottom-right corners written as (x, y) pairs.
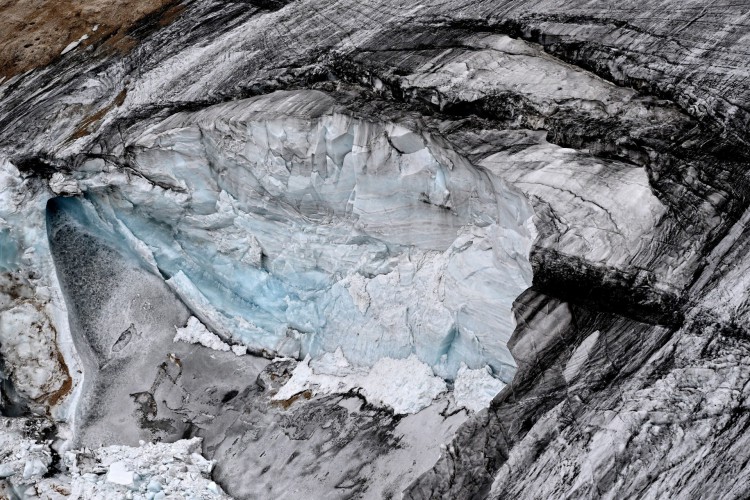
top-left (1, 0), bottom-right (750, 498)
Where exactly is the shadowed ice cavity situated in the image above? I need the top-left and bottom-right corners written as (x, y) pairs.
top-left (68, 94), bottom-right (537, 382)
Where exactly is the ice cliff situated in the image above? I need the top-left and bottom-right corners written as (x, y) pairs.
top-left (74, 90), bottom-right (536, 384)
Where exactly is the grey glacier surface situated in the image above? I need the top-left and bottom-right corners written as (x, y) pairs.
top-left (1, 0), bottom-right (750, 498)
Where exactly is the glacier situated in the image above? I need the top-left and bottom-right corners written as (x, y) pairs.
top-left (55, 90), bottom-right (536, 399)
top-left (5, 0), bottom-right (747, 496)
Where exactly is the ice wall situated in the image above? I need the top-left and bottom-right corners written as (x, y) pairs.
top-left (75, 90), bottom-right (536, 383)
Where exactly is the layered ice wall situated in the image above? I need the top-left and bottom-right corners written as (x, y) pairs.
top-left (75, 90), bottom-right (535, 384)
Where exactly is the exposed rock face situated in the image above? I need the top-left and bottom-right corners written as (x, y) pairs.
top-left (1, 0), bottom-right (750, 498)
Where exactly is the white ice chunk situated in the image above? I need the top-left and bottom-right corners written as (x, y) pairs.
top-left (453, 363), bottom-right (507, 413)
top-left (22, 458), bottom-right (48, 479)
top-left (106, 462), bottom-right (135, 487)
top-left (173, 316), bottom-right (230, 352)
top-left (273, 348), bottom-right (447, 414)
top-left (48, 172), bottom-right (82, 196)
top-left (343, 273), bottom-right (370, 314)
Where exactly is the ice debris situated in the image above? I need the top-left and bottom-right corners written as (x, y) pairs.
top-left (0, 418), bottom-right (227, 499)
top-left (0, 417), bottom-right (56, 498)
top-left (66, 437), bottom-right (228, 499)
top-left (174, 316), bottom-right (245, 356)
top-left (452, 363), bottom-right (507, 413)
top-left (273, 347), bottom-right (447, 414)
top-left (0, 422), bottom-right (52, 482)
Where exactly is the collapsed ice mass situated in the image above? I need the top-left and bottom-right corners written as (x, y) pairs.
top-left (46, 90), bottom-right (536, 402)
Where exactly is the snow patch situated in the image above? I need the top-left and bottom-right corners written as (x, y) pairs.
top-left (60, 34), bottom-right (89, 55)
top-left (563, 330), bottom-right (600, 383)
